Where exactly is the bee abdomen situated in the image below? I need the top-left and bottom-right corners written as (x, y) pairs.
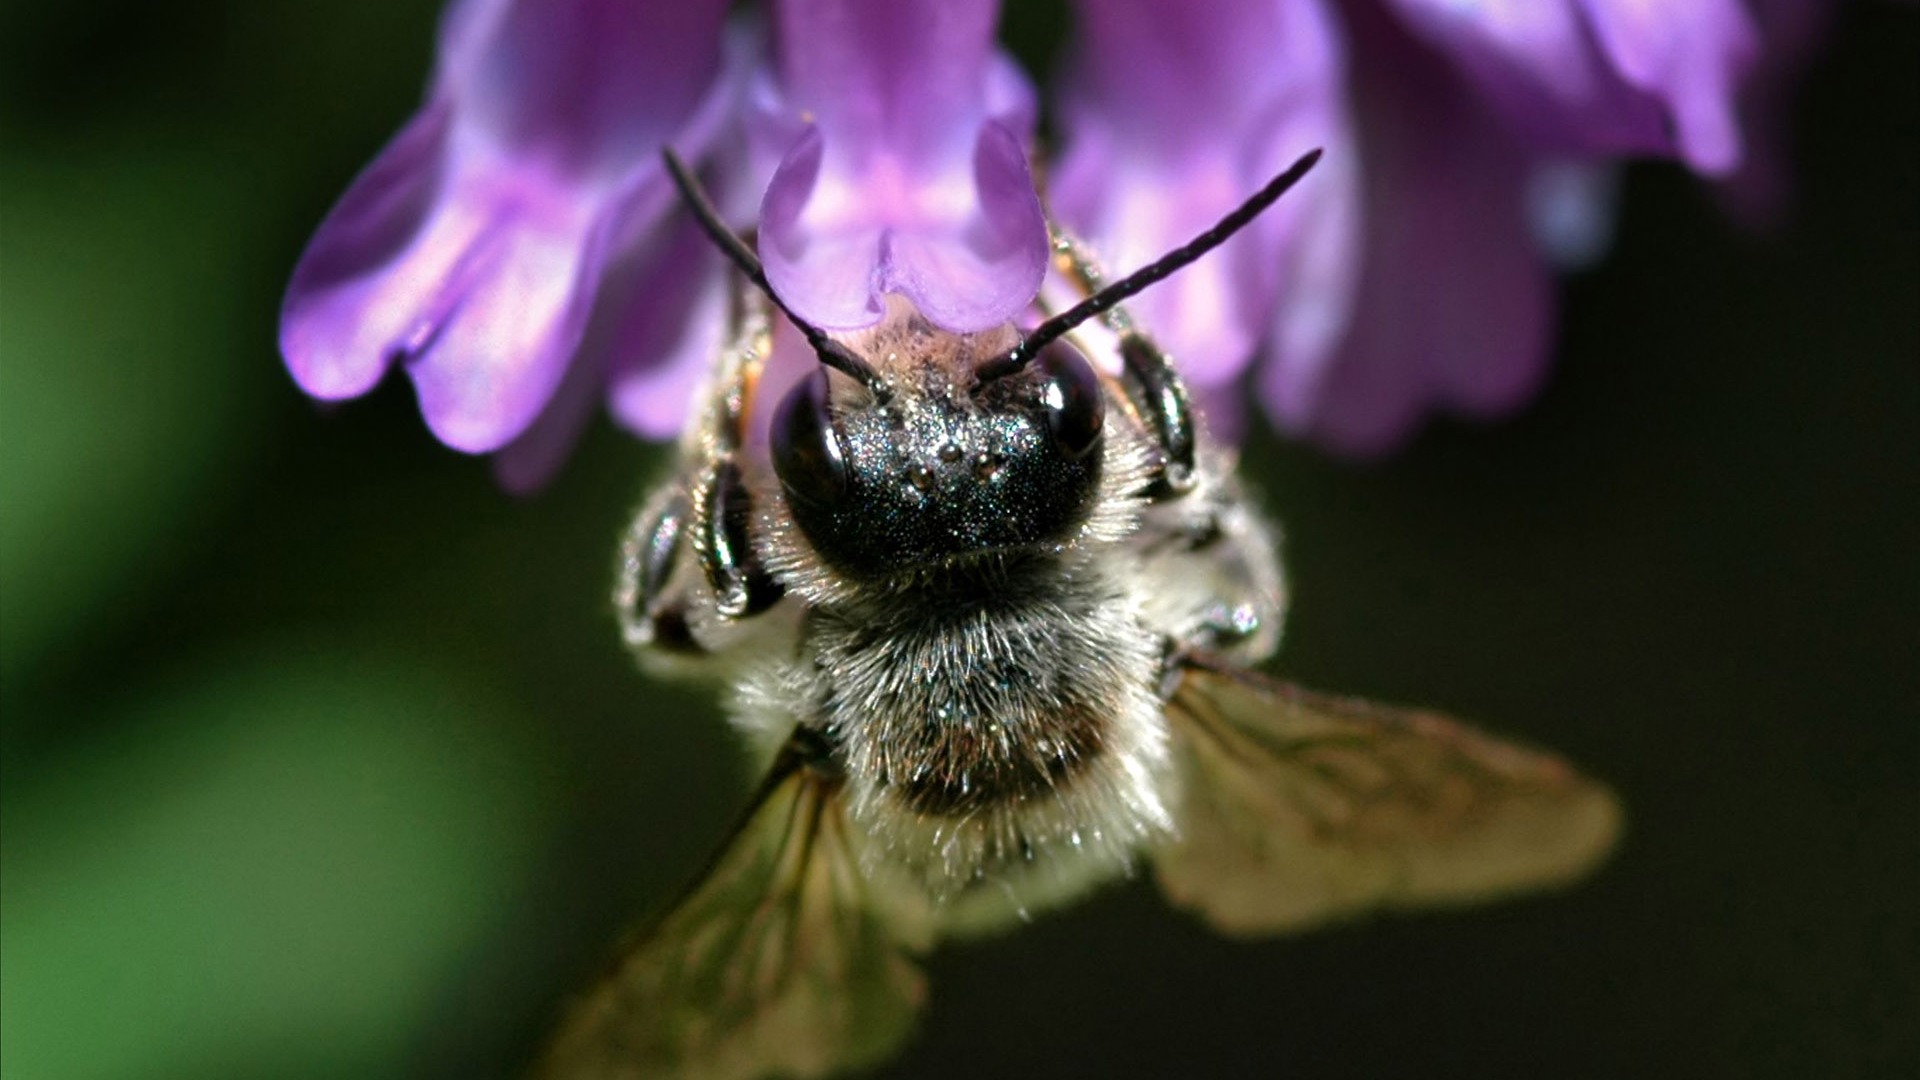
top-left (884, 701), bottom-right (1108, 817)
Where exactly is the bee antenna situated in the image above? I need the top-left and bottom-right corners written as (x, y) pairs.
top-left (976, 147), bottom-right (1324, 383)
top-left (661, 148), bottom-right (886, 395)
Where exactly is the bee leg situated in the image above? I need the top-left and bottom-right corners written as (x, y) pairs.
top-left (697, 458), bottom-right (784, 619)
top-left (684, 285), bottom-right (786, 621)
top-left (1050, 235), bottom-right (1196, 498)
top-left (1116, 333), bottom-right (1199, 498)
top-left (1137, 464), bottom-right (1288, 682)
top-left (1157, 601), bottom-right (1272, 701)
top-left (614, 485), bottom-right (706, 656)
top-left (620, 278), bottom-right (785, 648)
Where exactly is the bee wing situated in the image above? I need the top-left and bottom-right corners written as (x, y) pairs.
top-left (534, 743), bottom-right (931, 1080)
top-left (1154, 660), bottom-right (1622, 935)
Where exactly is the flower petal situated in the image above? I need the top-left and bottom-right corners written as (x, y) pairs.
top-left (1382, 0), bottom-right (1666, 157)
top-left (1051, 0), bottom-right (1361, 391)
top-left (767, 0), bottom-right (1026, 161)
top-left (463, 0), bottom-right (731, 182)
top-left (281, 104), bottom-right (456, 401)
top-left (406, 198), bottom-right (612, 453)
top-left (1382, 0), bottom-right (1757, 173)
top-left (1580, 0), bottom-right (1758, 174)
top-left (759, 126), bottom-right (880, 329)
top-left (606, 216), bottom-right (734, 441)
top-left (491, 315), bottom-right (609, 495)
top-left (1264, 2), bottom-right (1553, 456)
top-left (756, 0), bottom-right (1047, 331)
top-left (280, 0), bottom-right (737, 468)
top-left (882, 122), bottom-right (1047, 332)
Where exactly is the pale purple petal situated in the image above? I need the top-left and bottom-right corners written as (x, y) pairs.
top-left (1051, 0), bottom-right (1361, 394)
top-left (1261, 140), bottom-right (1366, 406)
top-left (1382, 0), bottom-right (1667, 157)
top-left (606, 216), bottom-right (734, 440)
top-left (874, 122), bottom-right (1047, 331)
top-left (755, 0), bottom-right (1048, 331)
top-left (406, 193), bottom-right (612, 452)
top-left (1580, 0), bottom-right (1759, 174)
top-left (491, 301), bottom-right (613, 495)
top-left (464, 1), bottom-right (731, 182)
top-left (1265, 1), bottom-right (1552, 455)
top-left (280, 0), bottom-right (734, 462)
top-left (608, 273), bottom-right (728, 441)
top-left (759, 126), bottom-right (877, 327)
top-left (771, 0), bottom-right (999, 161)
top-left (281, 103), bottom-right (456, 401)
top-left (1382, 0), bottom-right (1759, 174)
top-left (497, 178), bottom-right (736, 488)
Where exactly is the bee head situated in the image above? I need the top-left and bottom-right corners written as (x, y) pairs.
top-left (656, 143), bottom-right (1323, 579)
top-left (769, 337), bottom-right (1105, 576)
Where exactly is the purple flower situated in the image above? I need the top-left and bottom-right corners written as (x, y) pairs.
top-left (282, 0), bottom-right (1814, 476)
top-left (1275, 0), bottom-right (1557, 453)
top-left (280, 0), bottom-right (740, 488)
top-left (1050, 0), bottom-right (1362, 438)
top-left (1382, 0), bottom-right (1760, 175)
top-left (748, 0), bottom-right (1049, 332)
top-left (1053, 0), bottom-right (1770, 455)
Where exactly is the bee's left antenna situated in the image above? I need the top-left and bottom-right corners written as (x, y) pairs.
top-left (660, 149), bottom-right (885, 393)
top-left (976, 147), bottom-right (1324, 384)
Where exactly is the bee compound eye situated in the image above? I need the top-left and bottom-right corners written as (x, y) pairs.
top-left (1035, 342), bottom-right (1105, 460)
top-left (770, 368), bottom-right (851, 510)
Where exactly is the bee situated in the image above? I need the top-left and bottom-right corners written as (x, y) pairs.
top-left (534, 148), bottom-right (1620, 1080)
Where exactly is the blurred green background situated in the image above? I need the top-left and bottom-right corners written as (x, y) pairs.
top-left (1, 2), bottom-right (1914, 1078)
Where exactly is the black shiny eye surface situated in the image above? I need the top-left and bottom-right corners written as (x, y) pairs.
top-left (1033, 342), bottom-right (1105, 460)
top-left (770, 368), bottom-right (850, 510)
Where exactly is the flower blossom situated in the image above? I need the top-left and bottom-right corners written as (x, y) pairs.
top-left (281, 0), bottom-right (742, 489)
top-left (1049, 0), bottom-right (1362, 440)
top-left (1052, 0), bottom-right (1770, 453)
top-left (282, 0), bottom-right (1817, 478)
top-left (748, 0), bottom-right (1048, 333)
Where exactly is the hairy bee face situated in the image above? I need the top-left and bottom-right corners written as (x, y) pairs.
top-left (769, 336), bottom-right (1107, 579)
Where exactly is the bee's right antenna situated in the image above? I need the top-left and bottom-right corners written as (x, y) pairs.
top-left (976, 147), bottom-right (1324, 384)
top-left (661, 149), bottom-right (886, 395)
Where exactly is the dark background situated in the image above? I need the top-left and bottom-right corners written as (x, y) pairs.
top-left (2, 2), bottom-right (1913, 1077)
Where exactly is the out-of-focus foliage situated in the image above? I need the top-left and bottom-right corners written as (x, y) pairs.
top-left (2, 648), bottom-right (546, 1079)
top-left (1, 145), bottom-right (267, 685)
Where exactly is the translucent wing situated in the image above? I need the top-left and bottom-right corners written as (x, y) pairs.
top-left (534, 742), bottom-right (931, 1080)
top-left (1155, 660), bottom-right (1622, 935)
